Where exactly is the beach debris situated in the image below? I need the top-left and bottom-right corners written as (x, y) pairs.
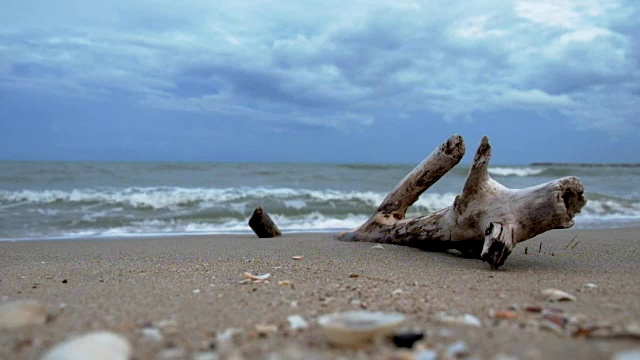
top-left (0, 299), bottom-right (48, 329)
top-left (524, 306), bottom-right (543, 313)
top-left (62, 279), bottom-right (68, 284)
top-left (436, 312), bottom-right (482, 327)
top-left (392, 288), bottom-right (403, 296)
top-left (291, 256), bottom-right (304, 260)
top-left (494, 310), bottom-right (518, 320)
top-left (542, 312), bottom-right (568, 328)
top-left (317, 310), bottom-right (406, 347)
top-left (445, 340), bottom-right (469, 358)
top-left (391, 330), bottom-right (424, 348)
top-left (255, 324), bottom-right (278, 336)
top-left (287, 315), bottom-right (309, 330)
top-left (583, 283), bottom-right (598, 289)
top-left (140, 326), bottom-right (164, 342)
top-left (41, 331), bottom-right (131, 360)
top-left (541, 288), bottom-right (576, 302)
top-left (278, 280), bottom-right (293, 286)
top-left (611, 349), bottom-right (640, 360)
top-left (248, 207), bottom-right (281, 238)
top-left (334, 135), bottom-right (586, 270)
top-left (371, 244), bottom-right (385, 249)
top-left (349, 273), bottom-right (360, 278)
top-left (193, 289), bottom-right (201, 294)
top-left (241, 272), bottom-right (271, 284)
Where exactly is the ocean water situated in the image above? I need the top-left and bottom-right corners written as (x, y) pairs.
top-left (1, 161), bottom-right (639, 240)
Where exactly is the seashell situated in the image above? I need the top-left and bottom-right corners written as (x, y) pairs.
top-left (494, 310), bottom-right (518, 320)
top-left (541, 288), bottom-right (576, 302)
top-left (255, 324), bottom-right (278, 336)
top-left (291, 256), bottom-right (304, 260)
top-left (242, 272), bottom-right (271, 281)
top-left (278, 280), bottom-right (293, 286)
top-left (371, 244), bottom-right (385, 249)
top-left (41, 331), bottom-right (131, 360)
top-left (317, 310), bottom-right (406, 347)
top-left (0, 299), bottom-right (48, 329)
top-left (287, 315), bottom-right (309, 330)
top-left (445, 340), bottom-right (469, 357)
top-left (437, 313), bottom-right (482, 327)
top-left (140, 326), bottom-right (163, 342)
top-left (583, 283), bottom-right (598, 289)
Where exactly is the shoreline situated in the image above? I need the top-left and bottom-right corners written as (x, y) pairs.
top-left (2, 228), bottom-right (640, 359)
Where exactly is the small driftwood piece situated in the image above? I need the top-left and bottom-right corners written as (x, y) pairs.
top-left (249, 207), bottom-right (282, 238)
top-left (336, 135), bottom-right (586, 269)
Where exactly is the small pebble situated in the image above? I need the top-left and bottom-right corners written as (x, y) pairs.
top-left (583, 283), bottom-right (598, 289)
top-left (391, 331), bottom-right (424, 348)
top-left (192, 289), bottom-right (201, 294)
top-left (349, 273), bottom-right (360, 278)
top-left (159, 347), bottom-right (186, 360)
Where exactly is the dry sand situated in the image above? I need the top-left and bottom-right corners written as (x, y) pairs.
top-left (1, 228), bottom-right (640, 359)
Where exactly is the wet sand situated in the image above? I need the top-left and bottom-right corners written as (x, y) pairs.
top-left (1, 228), bottom-right (640, 359)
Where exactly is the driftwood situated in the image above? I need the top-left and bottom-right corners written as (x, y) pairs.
top-left (336, 135), bottom-right (586, 269)
top-left (249, 207), bottom-right (282, 238)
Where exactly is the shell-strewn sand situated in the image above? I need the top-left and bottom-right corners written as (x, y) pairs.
top-left (1, 228), bottom-right (640, 359)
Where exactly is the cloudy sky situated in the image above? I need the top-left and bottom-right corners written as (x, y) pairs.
top-left (1, 0), bottom-right (639, 164)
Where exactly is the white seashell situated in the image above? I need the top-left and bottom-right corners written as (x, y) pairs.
top-left (371, 244), bottom-right (385, 249)
top-left (392, 288), bottom-right (403, 296)
top-left (291, 256), bottom-right (304, 260)
top-left (140, 327), bottom-right (163, 342)
top-left (317, 310), bottom-right (406, 346)
top-left (583, 283), bottom-right (598, 289)
top-left (541, 288), bottom-right (576, 302)
top-left (287, 315), bottom-right (309, 330)
top-left (41, 331), bottom-right (131, 360)
top-left (446, 340), bottom-right (469, 357)
top-left (0, 299), bottom-right (48, 329)
top-left (242, 272), bottom-right (271, 281)
top-left (437, 313), bottom-right (482, 327)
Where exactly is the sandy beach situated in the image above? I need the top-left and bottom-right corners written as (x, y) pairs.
top-left (1, 228), bottom-right (640, 359)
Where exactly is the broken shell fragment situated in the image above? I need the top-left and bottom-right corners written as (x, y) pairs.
top-left (41, 331), bottom-right (131, 360)
top-left (287, 315), bottom-right (309, 330)
top-left (291, 256), bottom-right (304, 260)
top-left (436, 313), bottom-right (482, 327)
top-left (494, 311), bottom-right (518, 320)
top-left (318, 310), bottom-right (406, 347)
top-left (541, 288), bottom-right (576, 302)
top-left (255, 324), bottom-right (278, 336)
top-left (0, 299), bottom-right (48, 329)
top-left (243, 272), bottom-right (271, 281)
top-left (371, 244), bottom-right (385, 249)
top-left (278, 280), bottom-right (293, 286)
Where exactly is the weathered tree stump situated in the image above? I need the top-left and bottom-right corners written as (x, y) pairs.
top-left (249, 207), bottom-right (282, 238)
top-left (336, 135), bottom-right (586, 269)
